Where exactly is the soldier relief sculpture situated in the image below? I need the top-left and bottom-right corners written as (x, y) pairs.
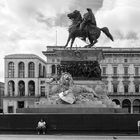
top-left (57, 60), bottom-right (101, 80)
top-left (65, 8), bottom-right (114, 48)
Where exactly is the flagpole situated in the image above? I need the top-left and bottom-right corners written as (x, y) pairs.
top-left (56, 29), bottom-right (57, 46)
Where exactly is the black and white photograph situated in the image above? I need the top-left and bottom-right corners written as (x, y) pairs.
top-left (0, 0), bottom-right (140, 140)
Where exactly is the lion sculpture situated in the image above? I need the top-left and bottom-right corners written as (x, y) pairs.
top-left (48, 72), bottom-right (119, 108)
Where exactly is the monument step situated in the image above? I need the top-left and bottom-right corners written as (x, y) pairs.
top-left (16, 105), bottom-right (127, 114)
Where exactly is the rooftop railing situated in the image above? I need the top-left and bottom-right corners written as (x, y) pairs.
top-left (102, 74), bottom-right (137, 78)
top-left (108, 92), bottom-right (140, 96)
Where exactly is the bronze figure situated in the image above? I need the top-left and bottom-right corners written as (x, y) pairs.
top-left (64, 8), bottom-right (114, 49)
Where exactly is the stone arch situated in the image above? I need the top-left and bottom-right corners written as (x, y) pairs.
top-left (122, 99), bottom-right (131, 113)
top-left (28, 62), bottom-right (35, 78)
top-left (18, 62), bottom-right (25, 78)
top-left (18, 80), bottom-right (25, 96)
top-left (8, 80), bottom-right (15, 96)
top-left (8, 62), bottom-right (14, 78)
top-left (112, 99), bottom-right (120, 105)
top-left (28, 80), bottom-right (35, 96)
top-left (133, 99), bottom-right (140, 114)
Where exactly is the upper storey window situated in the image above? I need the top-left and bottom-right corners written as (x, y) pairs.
top-left (113, 67), bottom-right (117, 75)
top-left (18, 62), bottom-right (25, 78)
top-left (28, 62), bottom-right (35, 78)
top-left (8, 62), bottom-right (14, 78)
top-left (102, 67), bottom-right (106, 75)
top-left (43, 66), bottom-right (46, 78)
top-left (52, 65), bottom-right (56, 75)
top-left (135, 67), bottom-right (139, 76)
top-left (124, 59), bottom-right (128, 63)
top-left (124, 67), bottom-right (128, 75)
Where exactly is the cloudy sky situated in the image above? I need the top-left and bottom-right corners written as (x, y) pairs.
top-left (0, 0), bottom-right (140, 82)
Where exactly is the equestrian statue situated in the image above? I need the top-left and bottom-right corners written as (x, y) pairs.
top-left (64, 8), bottom-right (114, 49)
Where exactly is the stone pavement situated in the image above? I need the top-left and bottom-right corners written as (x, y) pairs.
top-left (0, 135), bottom-right (140, 140)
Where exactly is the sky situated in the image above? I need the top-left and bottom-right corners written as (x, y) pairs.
top-left (0, 0), bottom-right (140, 82)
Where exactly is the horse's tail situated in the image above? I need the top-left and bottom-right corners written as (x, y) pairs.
top-left (101, 27), bottom-right (114, 41)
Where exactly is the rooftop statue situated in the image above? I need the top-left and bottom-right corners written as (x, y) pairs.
top-left (64, 8), bottom-right (114, 49)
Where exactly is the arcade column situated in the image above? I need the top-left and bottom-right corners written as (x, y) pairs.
top-left (15, 80), bottom-right (18, 96)
top-left (131, 103), bottom-right (133, 114)
top-left (25, 81), bottom-right (28, 96)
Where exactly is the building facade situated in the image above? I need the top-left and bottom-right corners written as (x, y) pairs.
top-left (100, 48), bottom-right (140, 114)
top-left (0, 82), bottom-right (4, 112)
top-left (3, 54), bottom-right (47, 113)
top-left (43, 46), bottom-right (140, 114)
top-left (3, 47), bottom-right (140, 114)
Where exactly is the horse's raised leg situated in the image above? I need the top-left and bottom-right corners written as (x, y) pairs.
top-left (92, 40), bottom-right (98, 46)
top-left (88, 36), bottom-right (98, 48)
top-left (70, 37), bottom-right (75, 49)
top-left (64, 35), bottom-right (71, 48)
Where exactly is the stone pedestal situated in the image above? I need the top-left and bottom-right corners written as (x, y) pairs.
top-left (55, 48), bottom-right (104, 80)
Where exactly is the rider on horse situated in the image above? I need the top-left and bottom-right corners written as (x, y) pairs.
top-left (80, 8), bottom-right (97, 41)
top-left (65, 8), bottom-right (113, 48)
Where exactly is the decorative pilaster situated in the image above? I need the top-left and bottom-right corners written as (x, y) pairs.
top-left (15, 80), bottom-right (18, 96)
top-left (25, 81), bottom-right (28, 96)
top-left (5, 81), bottom-right (8, 96)
top-left (131, 104), bottom-right (133, 114)
top-left (25, 63), bottom-right (28, 78)
top-left (15, 63), bottom-right (18, 78)
top-left (35, 81), bottom-right (39, 97)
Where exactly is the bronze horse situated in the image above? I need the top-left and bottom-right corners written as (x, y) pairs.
top-left (64, 10), bottom-right (114, 49)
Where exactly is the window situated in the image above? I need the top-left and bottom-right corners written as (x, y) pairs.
top-left (0, 86), bottom-right (4, 97)
top-left (135, 67), bottom-right (139, 76)
top-left (8, 62), bottom-right (14, 78)
top-left (113, 67), bottom-right (117, 75)
top-left (124, 84), bottom-right (129, 93)
top-left (112, 99), bottom-right (120, 105)
top-left (135, 85), bottom-right (139, 93)
top-left (28, 81), bottom-right (35, 96)
top-left (122, 99), bottom-right (131, 113)
top-left (18, 62), bottom-right (25, 78)
top-left (124, 59), bottom-right (128, 63)
top-left (28, 62), bottom-right (35, 78)
top-left (43, 66), bottom-right (46, 78)
top-left (52, 65), bottom-right (56, 75)
top-left (8, 81), bottom-right (15, 96)
top-left (133, 99), bottom-right (140, 113)
top-left (124, 67), bottom-right (128, 75)
top-left (113, 84), bottom-right (118, 93)
top-left (40, 81), bottom-right (45, 84)
top-left (40, 86), bottom-right (45, 97)
top-left (18, 101), bottom-right (24, 108)
top-left (8, 106), bottom-right (14, 113)
top-left (102, 67), bottom-right (106, 75)
top-left (18, 81), bottom-right (25, 96)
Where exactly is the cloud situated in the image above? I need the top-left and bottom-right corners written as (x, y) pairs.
top-left (96, 0), bottom-right (140, 47)
top-left (70, 0), bottom-right (103, 13)
top-left (0, 0), bottom-right (140, 82)
top-left (0, 0), bottom-right (78, 81)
